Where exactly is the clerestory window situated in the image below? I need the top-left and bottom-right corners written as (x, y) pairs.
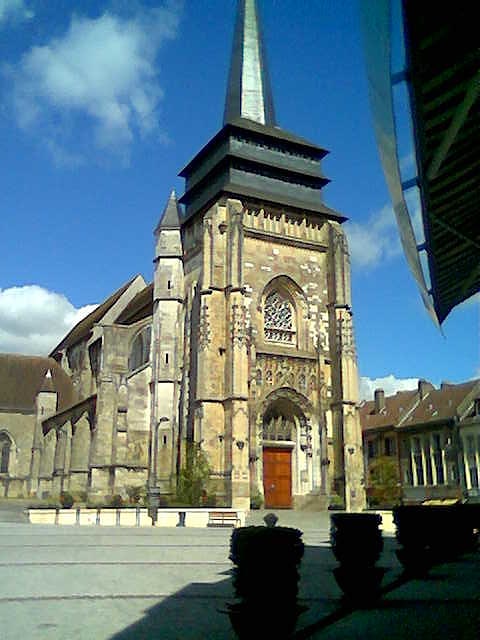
top-left (128, 326), bottom-right (152, 373)
top-left (264, 291), bottom-right (295, 344)
top-left (0, 434), bottom-right (11, 473)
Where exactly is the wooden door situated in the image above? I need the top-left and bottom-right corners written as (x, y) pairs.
top-left (263, 447), bottom-right (292, 508)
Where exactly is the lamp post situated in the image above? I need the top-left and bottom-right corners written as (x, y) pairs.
top-left (148, 416), bottom-right (169, 524)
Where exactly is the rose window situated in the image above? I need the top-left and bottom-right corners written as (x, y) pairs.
top-left (264, 291), bottom-right (295, 343)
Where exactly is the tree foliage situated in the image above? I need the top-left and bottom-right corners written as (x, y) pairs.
top-left (176, 443), bottom-right (212, 506)
top-left (367, 456), bottom-right (401, 507)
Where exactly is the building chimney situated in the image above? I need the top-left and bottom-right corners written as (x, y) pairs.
top-left (374, 389), bottom-right (385, 413)
top-left (418, 379), bottom-right (429, 400)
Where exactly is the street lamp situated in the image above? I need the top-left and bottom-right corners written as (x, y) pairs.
top-left (149, 416), bottom-right (169, 524)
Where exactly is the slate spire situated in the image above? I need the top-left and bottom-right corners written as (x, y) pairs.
top-left (155, 189), bottom-right (181, 234)
top-left (223, 0), bottom-right (276, 126)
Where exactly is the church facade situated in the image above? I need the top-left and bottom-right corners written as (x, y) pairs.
top-left (1, 0), bottom-right (365, 511)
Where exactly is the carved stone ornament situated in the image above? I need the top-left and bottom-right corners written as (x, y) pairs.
top-left (198, 304), bottom-right (211, 350)
top-left (231, 303), bottom-right (248, 348)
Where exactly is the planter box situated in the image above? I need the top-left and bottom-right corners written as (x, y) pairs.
top-left (155, 510), bottom-right (181, 527)
top-left (28, 509), bottom-right (57, 524)
top-left (98, 509), bottom-right (117, 526)
top-left (79, 509), bottom-right (98, 526)
top-left (185, 510), bottom-right (210, 527)
top-left (27, 506), bottom-right (247, 528)
top-left (137, 509), bottom-right (151, 527)
top-left (57, 509), bottom-right (77, 525)
top-left (118, 509), bottom-right (137, 526)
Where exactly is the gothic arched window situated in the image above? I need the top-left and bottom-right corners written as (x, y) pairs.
top-left (128, 326), bottom-right (152, 372)
top-left (264, 291), bottom-right (295, 344)
top-left (0, 433), bottom-right (11, 474)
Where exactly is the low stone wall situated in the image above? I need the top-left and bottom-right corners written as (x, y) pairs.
top-left (27, 507), bottom-right (246, 527)
top-left (371, 510), bottom-right (395, 534)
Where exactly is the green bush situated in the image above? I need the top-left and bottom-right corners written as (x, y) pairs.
top-left (328, 494), bottom-right (345, 510)
top-left (108, 494), bottom-right (124, 508)
top-left (250, 490), bottom-right (264, 510)
top-left (126, 485), bottom-right (146, 505)
top-left (59, 491), bottom-right (74, 509)
top-left (176, 443), bottom-right (213, 507)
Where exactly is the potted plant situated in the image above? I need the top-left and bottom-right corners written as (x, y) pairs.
top-left (227, 514), bottom-right (305, 638)
top-left (330, 512), bottom-right (385, 603)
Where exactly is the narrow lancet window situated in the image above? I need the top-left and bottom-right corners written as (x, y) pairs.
top-left (128, 326), bottom-right (152, 372)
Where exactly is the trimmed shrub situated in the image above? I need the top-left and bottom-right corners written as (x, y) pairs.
top-left (108, 494), bottom-right (124, 508)
top-left (59, 491), bottom-right (74, 509)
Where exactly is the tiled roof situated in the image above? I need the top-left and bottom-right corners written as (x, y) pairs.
top-left (0, 354), bottom-right (74, 412)
top-left (360, 389), bottom-right (419, 432)
top-left (399, 380), bottom-right (480, 426)
top-left (359, 380), bottom-right (480, 432)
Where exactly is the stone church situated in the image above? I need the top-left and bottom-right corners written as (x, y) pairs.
top-left (0, 0), bottom-right (365, 511)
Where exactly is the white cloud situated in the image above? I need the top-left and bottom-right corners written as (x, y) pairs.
top-left (0, 285), bottom-right (97, 355)
top-left (0, 0), bottom-right (33, 24)
top-left (359, 374), bottom-right (419, 401)
top-left (10, 2), bottom-right (182, 163)
top-left (345, 204), bottom-right (402, 269)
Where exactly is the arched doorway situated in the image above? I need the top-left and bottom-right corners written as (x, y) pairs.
top-left (262, 398), bottom-right (306, 508)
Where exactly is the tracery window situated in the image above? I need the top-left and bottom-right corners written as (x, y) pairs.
top-left (0, 434), bottom-right (11, 473)
top-left (128, 326), bottom-right (151, 373)
top-left (263, 415), bottom-right (293, 441)
top-left (264, 291), bottom-right (295, 343)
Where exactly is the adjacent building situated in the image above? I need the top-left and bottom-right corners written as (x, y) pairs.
top-left (361, 379), bottom-right (480, 505)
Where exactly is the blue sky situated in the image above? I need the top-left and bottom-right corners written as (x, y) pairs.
top-left (0, 0), bottom-right (478, 398)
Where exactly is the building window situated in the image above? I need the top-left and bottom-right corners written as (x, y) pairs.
top-left (0, 434), bottom-right (11, 474)
top-left (367, 440), bottom-right (377, 460)
top-left (466, 435), bottom-right (479, 489)
top-left (264, 291), bottom-right (295, 344)
top-left (432, 434), bottom-right (445, 485)
top-left (424, 437), bottom-right (433, 485)
top-left (88, 339), bottom-right (102, 378)
top-left (413, 437), bottom-right (424, 486)
top-left (384, 437), bottom-right (396, 457)
top-left (402, 440), bottom-right (413, 484)
top-left (128, 326), bottom-right (152, 372)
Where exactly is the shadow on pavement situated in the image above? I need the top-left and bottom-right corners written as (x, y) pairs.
top-left (108, 533), bottom-right (480, 640)
top-left (109, 544), bottom-right (342, 640)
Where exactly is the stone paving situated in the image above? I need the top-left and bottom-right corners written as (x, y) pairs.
top-left (0, 504), bottom-right (478, 639)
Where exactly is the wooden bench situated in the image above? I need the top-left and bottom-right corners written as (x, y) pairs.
top-left (207, 511), bottom-right (241, 528)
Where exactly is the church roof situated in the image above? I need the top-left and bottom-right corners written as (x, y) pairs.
top-left (224, 0), bottom-right (276, 126)
top-left (0, 354), bottom-right (74, 412)
top-left (154, 190), bottom-right (182, 232)
top-left (116, 283), bottom-right (153, 325)
top-left (50, 275), bottom-right (143, 354)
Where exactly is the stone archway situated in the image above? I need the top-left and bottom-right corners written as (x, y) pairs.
top-left (261, 395), bottom-right (309, 508)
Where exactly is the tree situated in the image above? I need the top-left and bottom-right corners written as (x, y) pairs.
top-left (367, 456), bottom-right (401, 507)
top-left (176, 443), bottom-right (212, 506)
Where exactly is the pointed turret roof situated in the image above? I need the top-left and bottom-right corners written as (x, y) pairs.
top-left (155, 190), bottom-right (181, 233)
top-left (39, 369), bottom-right (56, 394)
top-left (224, 0), bottom-right (276, 126)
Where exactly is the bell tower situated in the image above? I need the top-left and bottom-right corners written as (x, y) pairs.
top-left (175, 0), bottom-right (365, 511)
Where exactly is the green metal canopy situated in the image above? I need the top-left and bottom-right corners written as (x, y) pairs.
top-left (362, 0), bottom-right (479, 325)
